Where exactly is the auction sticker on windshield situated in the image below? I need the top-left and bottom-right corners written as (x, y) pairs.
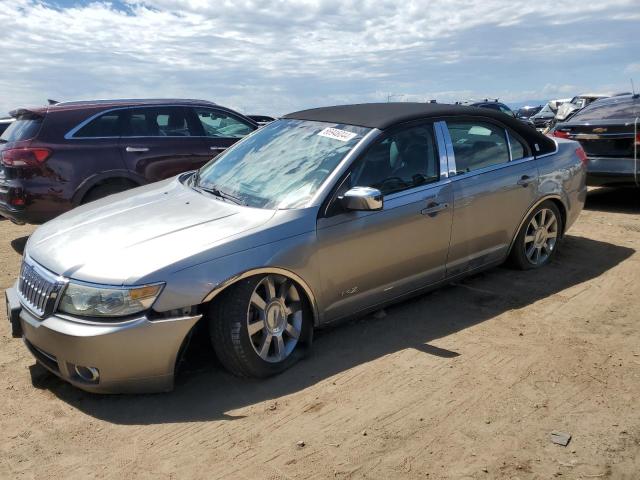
top-left (318, 127), bottom-right (357, 142)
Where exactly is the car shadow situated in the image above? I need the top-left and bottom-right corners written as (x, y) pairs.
top-left (10, 236), bottom-right (29, 255)
top-left (30, 234), bottom-right (634, 425)
top-left (585, 187), bottom-right (640, 214)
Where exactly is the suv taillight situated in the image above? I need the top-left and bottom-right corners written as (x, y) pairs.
top-left (1, 148), bottom-right (52, 167)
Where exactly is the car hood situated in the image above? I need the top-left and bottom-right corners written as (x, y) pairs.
top-left (27, 176), bottom-right (276, 284)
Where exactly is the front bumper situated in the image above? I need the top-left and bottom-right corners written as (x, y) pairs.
top-left (6, 285), bottom-right (201, 394)
top-left (586, 156), bottom-right (639, 187)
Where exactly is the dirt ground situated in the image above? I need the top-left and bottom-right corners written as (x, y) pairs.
top-left (1, 187), bottom-right (639, 480)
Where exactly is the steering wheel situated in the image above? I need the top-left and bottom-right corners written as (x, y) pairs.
top-left (378, 176), bottom-right (408, 190)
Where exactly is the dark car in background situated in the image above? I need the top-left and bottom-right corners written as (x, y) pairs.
top-left (516, 105), bottom-right (542, 119)
top-left (0, 99), bottom-right (258, 224)
top-left (459, 99), bottom-right (535, 128)
top-left (248, 115), bottom-right (275, 126)
top-left (552, 94), bottom-right (639, 187)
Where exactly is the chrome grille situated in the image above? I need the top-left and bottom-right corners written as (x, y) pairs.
top-left (17, 259), bottom-right (64, 318)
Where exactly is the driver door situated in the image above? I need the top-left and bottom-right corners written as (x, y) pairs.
top-left (314, 122), bottom-right (453, 322)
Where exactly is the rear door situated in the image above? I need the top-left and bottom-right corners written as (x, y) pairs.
top-left (444, 119), bottom-right (538, 276)
top-left (120, 106), bottom-right (211, 182)
top-left (191, 107), bottom-right (257, 159)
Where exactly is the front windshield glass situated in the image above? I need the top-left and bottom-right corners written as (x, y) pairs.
top-left (196, 119), bottom-right (370, 209)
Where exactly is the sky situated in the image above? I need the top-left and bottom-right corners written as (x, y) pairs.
top-left (1, 0), bottom-right (639, 116)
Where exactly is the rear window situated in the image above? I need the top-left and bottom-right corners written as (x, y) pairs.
top-left (572, 97), bottom-right (640, 121)
top-left (0, 118), bottom-right (42, 142)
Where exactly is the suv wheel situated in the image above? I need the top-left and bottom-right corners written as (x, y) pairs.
top-left (209, 274), bottom-right (312, 378)
top-left (510, 200), bottom-right (563, 270)
top-left (82, 180), bottom-right (136, 204)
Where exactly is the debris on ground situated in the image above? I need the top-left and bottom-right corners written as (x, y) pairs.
top-left (551, 431), bottom-right (572, 446)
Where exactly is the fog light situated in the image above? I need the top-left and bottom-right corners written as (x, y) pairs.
top-left (74, 365), bottom-right (99, 383)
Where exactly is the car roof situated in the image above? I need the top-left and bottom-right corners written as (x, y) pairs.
top-left (285, 102), bottom-right (501, 129)
top-left (284, 102), bottom-right (556, 154)
top-left (48, 98), bottom-right (217, 111)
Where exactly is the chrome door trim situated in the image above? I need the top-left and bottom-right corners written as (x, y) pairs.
top-left (438, 121), bottom-right (457, 177)
top-left (201, 267), bottom-right (319, 326)
top-left (434, 121), bottom-right (452, 179)
top-left (505, 129), bottom-right (514, 161)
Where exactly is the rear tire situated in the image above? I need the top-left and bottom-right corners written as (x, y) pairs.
top-left (81, 180), bottom-right (137, 204)
top-left (209, 274), bottom-right (313, 378)
top-left (509, 201), bottom-right (563, 270)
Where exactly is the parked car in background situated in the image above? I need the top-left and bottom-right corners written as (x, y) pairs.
top-left (0, 99), bottom-right (258, 224)
top-left (554, 93), bottom-right (610, 124)
top-left (5, 102), bottom-right (587, 393)
top-left (459, 99), bottom-right (535, 128)
top-left (552, 94), bottom-right (639, 187)
top-left (248, 115), bottom-right (276, 126)
top-left (515, 105), bottom-right (542, 119)
top-left (531, 98), bottom-right (571, 131)
top-left (0, 117), bottom-right (13, 136)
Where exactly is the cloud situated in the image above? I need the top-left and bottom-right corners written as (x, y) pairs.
top-left (0, 0), bottom-right (638, 115)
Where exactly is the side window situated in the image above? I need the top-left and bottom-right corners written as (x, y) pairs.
top-left (509, 132), bottom-right (528, 160)
top-left (447, 122), bottom-right (510, 174)
top-left (74, 111), bottom-right (124, 138)
top-left (351, 124), bottom-right (439, 196)
top-left (124, 106), bottom-right (194, 137)
top-left (195, 108), bottom-right (254, 138)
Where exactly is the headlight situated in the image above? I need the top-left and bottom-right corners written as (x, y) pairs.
top-left (58, 283), bottom-right (164, 318)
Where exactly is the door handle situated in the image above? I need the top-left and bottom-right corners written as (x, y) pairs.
top-left (517, 175), bottom-right (532, 187)
top-left (125, 147), bottom-right (149, 153)
top-left (421, 202), bottom-right (449, 217)
top-left (210, 146), bottom-right (226, 151)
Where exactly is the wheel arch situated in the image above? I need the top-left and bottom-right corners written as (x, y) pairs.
top-left (201, 267), bottom-right (320, 327)
top-left (507, 194), bottom-right (568, 256)
top-left (72, 170), bottom-right (146, 206)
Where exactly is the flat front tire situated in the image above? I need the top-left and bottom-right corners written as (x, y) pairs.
top-left (209, 274), bottom-right (313, 378)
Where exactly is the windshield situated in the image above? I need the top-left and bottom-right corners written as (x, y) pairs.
top-left (195, 119), bottom-right (370, 209)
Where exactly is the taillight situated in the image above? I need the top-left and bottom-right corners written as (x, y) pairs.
top-left (576, 147), bottom-right (588, 166)
top-left (552, 129), bottom-right (570, 139)
top-left (0, 147), bottom-right (52, 167)
top-left (636, 132), bottom-right (640, 146)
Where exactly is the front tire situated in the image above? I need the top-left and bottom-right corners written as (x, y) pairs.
top-left (209, 274), bottom-right (313, 378)
top-left (510, 201), bottom-right (563, 270)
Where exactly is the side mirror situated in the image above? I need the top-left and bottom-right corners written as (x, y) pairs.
top-left (340, 187), bottom-right (383, 211)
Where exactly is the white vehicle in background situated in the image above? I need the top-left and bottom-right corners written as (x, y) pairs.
top-left (554, 93), bottom-right (610, 124)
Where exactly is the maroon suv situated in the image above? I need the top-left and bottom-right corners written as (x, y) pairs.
top-left (0, 99), bottom-right (258, 224)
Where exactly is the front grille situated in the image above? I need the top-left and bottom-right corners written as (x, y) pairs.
top-left (17, 259), bottom-right (65, 318)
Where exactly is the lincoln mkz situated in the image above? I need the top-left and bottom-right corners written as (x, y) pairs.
top-left (5, 103), bottom-right (587, 393)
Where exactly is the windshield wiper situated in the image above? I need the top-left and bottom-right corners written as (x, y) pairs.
top-left (197, 184), bottom-right (245, 205)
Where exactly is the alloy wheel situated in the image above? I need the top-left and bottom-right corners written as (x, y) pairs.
top-left (246, 275), bottom-right (303, 363)
top-left (523, 208), bottom-right (558, 265)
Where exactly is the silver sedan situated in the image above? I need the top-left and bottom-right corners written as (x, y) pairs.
top-left (5, 103), bottom-right (587, 393)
